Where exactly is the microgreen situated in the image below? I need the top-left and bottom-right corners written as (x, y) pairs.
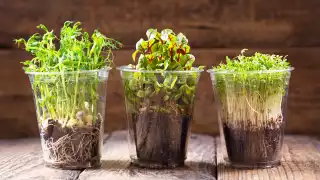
top-left (122, 29), bottom-right (203, 115)
top-left (15, 21), bottom-right (122, 72)
top-left (15, 21), bottom-right (122, 127)
top-left (131, 28), bottom-right (204, 71)
top-left (214, 49), bottom-right (290, 72)
top-left (211, 49), bottom-right (292, 127)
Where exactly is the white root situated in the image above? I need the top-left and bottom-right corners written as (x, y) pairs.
top-left (220, 87), bottom-right (284, 130)
top-left (42, 127), bottom-right (100, 166)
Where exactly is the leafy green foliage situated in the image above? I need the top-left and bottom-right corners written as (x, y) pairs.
top-left (122, 29), bottom-right (203, 115)
top-left (131, 28), bottom-right (203, 71)
top-left (15, 21), bottom-right (122, 72)
top-left (15, 21), bottom-right (122, 127)
top-left (122, 71), bottom-right (199, 115)
top-left (213, 49), bottom-right (292, 99)
top-left (214, 49), bottom-right (290, 72)
top-left (211, 49), bottom-right (293, 125)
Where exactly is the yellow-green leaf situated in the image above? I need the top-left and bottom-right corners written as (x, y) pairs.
top-left (132, 50), bottom-right (139, 62)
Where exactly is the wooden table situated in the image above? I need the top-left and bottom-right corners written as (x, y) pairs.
top-left (0, 131), bottom-right (319, 180)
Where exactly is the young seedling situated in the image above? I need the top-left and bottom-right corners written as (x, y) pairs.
top-left (125, 28), bottom-right (204, 114)
top-left (211, 49), bottom-right (293, 167)
top-left (15, 21), bottom-right (122, 168)
top-left (121, 29), bottom-right (203, 168)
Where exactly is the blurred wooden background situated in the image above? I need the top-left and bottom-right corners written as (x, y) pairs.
top-left (0, 0), bottom-right (319, 138)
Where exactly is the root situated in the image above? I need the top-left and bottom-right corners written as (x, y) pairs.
top-left (42, 128), bottom-right (100, 165)
top-left (244, 96), bottom-right (260, 114)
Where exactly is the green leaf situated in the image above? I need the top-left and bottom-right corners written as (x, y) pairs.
top-left (185, 85), bottom-right (195, 95)
top-left (176, 33), bottom-right (188, 44)
top-left (22, 60), bottom-right (32, 66)
top-left (37, 24), bottom-right (48, 32)
top-left (163, 76), bottom-right (171, 87)
top-left (185, 54), bottom-right (195, 67)
top-left (168, 34), bottom-right (177, 42)
top-left (164, 61), bottom-right (169, 70)
top-left (155, 81), bottom-right (163, 88)
top-left (136, 90), bottom-right (145, 98)
top-left (170, 75), bottom-right (178, 89)
top-left (177, 76), bottom-right (187, 84)
top-left (136, 38), bottom-right (144, 50)
top-left (129, 79), bottom-right (139, 90)
top-left (146, 29), bottom-right (157, 40)
top-left (181, 44), bottom-right (190, 54)
top-left (151, 42), bottom-right (159, 53)
top-left (174, 93), bottom-right (182, 100)
top-left (141, 41), bottom-right (149, 49)
top-left (161, 29), bottom-right (173, 41)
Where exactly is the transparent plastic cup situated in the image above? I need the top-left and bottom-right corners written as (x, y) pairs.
top-left (208, 68), bottom-right (293, 168)
top-left (27, 68), bottom-right (110, 169)
top-left (119, 66), bottom-right (203, 169)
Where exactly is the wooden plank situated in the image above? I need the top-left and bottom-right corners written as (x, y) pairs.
top-left (0, 138), bottom-right (81, 180)
top-left (217, 136), bottom-right (320, 180)
top-left (79, 131), bottom-right (216, 180)
top-left (1, 0), bottom-right (320, 48)
top-left (253, 0), bottom-right (320, 47)
top-left (1, 48), bottom-right (320, 138)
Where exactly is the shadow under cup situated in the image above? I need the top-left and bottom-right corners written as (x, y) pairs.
top-left (208, 68), bottom-right (293, 168)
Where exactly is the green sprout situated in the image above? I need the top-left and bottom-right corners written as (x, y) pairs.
top-left (131, 28), bottom-right (204, 71)
top-left (212, 49), bottom-right (292, 127)
top-left (15, 21), bottom-right (122, 127)
top-left (122, 29), bottom-right (203, 115)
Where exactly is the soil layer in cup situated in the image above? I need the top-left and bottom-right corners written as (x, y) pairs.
top-left (131, 112), bottom-right (191, 168)
top-left (223, 116), bottom-right (284, 168)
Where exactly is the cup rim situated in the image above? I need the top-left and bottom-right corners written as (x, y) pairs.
top-left (25, 67), bottom-right (112, 75)
top-left (207, 67), bottom-right (294, 75)
top-left (117, 66), bottom-right (204, 73)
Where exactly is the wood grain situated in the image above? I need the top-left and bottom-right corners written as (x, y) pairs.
top-left (1, 0), bottom-right (320, 48)
top-left (1, 134), bottom-right (319, 179)
top-left (217, 136), bottom-right (320, 180)
top-left (0, 48), bottom-right (320, 138)
top-left (79, 131), bottom-right (216, 180)
top-left (0, 138), bottom-right (81, 180)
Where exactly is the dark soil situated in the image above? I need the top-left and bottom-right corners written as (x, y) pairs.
top-left (131, 111), bottom-right (191, 168)
top-left (40, 118), bottom-right (102, 169)
top-left (223, 119), bottom-right (284, 166)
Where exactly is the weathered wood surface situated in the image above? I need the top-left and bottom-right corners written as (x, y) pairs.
top-left (0, 138), bottom-right (81, 180)
top-left (1, 0), bottom-right (320, 48)
top-left (1, 48), bottom-right (320, 138)
top-left (0, 131), bottom-right (216, 180)
top-left (1, 132), bottom-right (319, 179)
top-left (217, 136), bottom-right (320, 180)
top-left (79, 131), bottom-right (216, 180)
